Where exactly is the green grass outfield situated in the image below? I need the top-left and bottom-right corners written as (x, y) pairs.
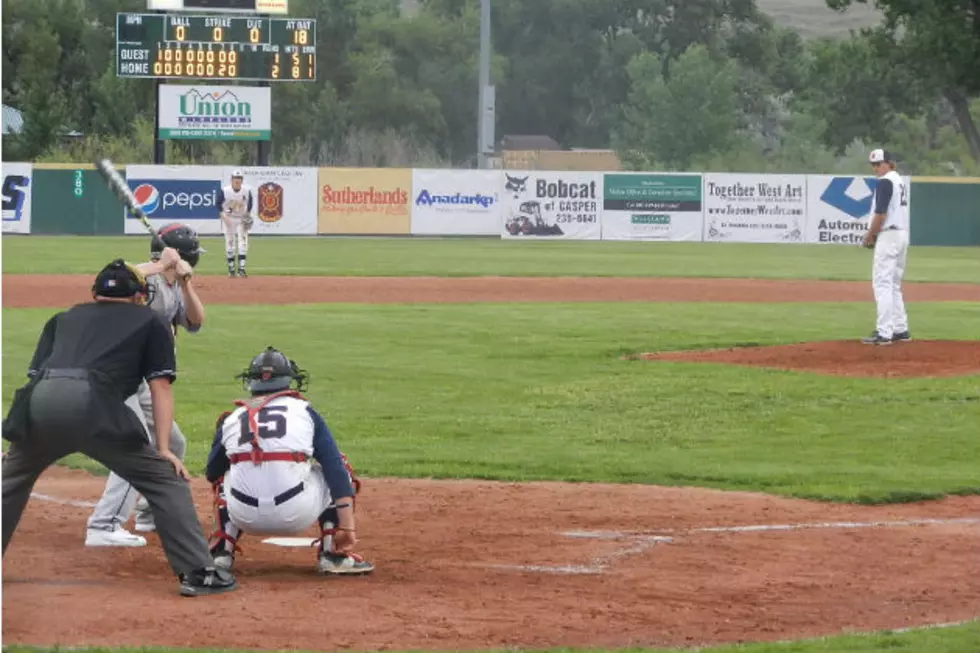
top-left (2, 236), bottom-right (978, 282)
top-left (4, 300), bottom-right (979, 503)
top-left (3, 620), bottom-right (978, 653)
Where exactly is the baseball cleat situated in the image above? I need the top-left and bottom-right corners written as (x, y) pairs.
top-left (134, 520), bottom-right (157, 533)
top-left (317, 551), bottom-right (374, 576)
top-left (179, 567), bottom-right (238, 597)
top-left (861, 332), bottom-right (893, 346)
top-left (228, 270), bottom-right (237, 278)
top-left (891, 331), bottom-right (912, 342)
top-left (212, 552), bottom-right (234, 571)
top-left (85, 526), bottom-right (147, 548)
top-left (237, 269), bottom-right (248, 278)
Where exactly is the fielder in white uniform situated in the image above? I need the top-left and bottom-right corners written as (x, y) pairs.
top-left (217, 170), bottom-right (255, 278)
top-left (205, 347), bottom-right (373, 575)
top-left (85, 224), bottom-right (206, 547)
top-left (862, 148), bottom-right (911, 345)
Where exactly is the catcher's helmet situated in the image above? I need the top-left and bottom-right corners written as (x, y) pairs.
top-left (237, 346), bottom-right (309, 394)
top-left (150, 223), bottom-right (206, 268)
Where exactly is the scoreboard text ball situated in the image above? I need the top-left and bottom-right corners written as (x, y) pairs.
top-left (116, 13), bottom-right (315, 82)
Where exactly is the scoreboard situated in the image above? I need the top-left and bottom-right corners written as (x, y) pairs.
top-left (116, 13), bottom-right (315, 82)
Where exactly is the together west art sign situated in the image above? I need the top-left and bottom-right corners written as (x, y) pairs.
top-left (317, 168), bottom-right (411, 234)
top-left (158, 84), bottom-right (271, 140)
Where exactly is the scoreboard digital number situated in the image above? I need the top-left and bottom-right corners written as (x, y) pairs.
top-left (116, 13), bottom-right (315, 82)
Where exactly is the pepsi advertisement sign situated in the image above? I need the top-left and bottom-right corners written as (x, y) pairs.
top-left (126, 179), bottom-right (221, 220)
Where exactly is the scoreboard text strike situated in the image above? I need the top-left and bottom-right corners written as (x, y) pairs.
top-left (116, 13), bottom-right (316, 82)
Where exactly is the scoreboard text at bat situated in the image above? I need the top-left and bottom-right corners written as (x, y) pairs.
top-left (116, 13), bottom-right (316, 82)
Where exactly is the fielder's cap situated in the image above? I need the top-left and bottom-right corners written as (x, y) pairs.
top-left (868, 148), bottom-right (894, 164)
top-left (92, 259), bottom-right (148, 298)
top-left (231, 169), bottom-right (244, 178)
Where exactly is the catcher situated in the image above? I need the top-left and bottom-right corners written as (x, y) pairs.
top-left (204, 346), bottom-right (373, 575)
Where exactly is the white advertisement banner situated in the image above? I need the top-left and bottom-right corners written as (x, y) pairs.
top-left (411, 169), bottom-right (501, 235)
top-left (124, 165), bottom-right (224, 235)
top-left (703, 174), bottom-right (806, 243)
top-left (501, 171), bottom-right (601, 240)
top-left (601, 173), bottom-right (703, 241)
top-left (222, 166), bottom-right (318, 235)
top-left (158, 85), bottom-right (271, 140)
top-left (805, 175), bottom-right (911, 245)
top-left (2, 162), bottom-right (32, 234)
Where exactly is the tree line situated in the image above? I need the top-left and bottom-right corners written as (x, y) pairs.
top-left (2, 0), bottom-right (978, 175)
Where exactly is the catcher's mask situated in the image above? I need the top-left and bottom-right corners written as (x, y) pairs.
top-left (92, 259), bottom-right (154, 305)
top-left (151, 223), bottom-right (206, 268)
top-left (237, 346), bottom-right (309, 394)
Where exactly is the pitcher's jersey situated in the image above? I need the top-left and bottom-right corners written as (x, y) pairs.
top-left (873, 170), bottom-right (909, 231)
top-left (218, 184), bottom-right (255, 220)
top-left (219, 395), bottom-right (315, 498)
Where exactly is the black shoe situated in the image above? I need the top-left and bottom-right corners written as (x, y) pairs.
top-left (237, 269), bottom-right (248, 278)
top-left (179, 566), bottom-right (238, 597)
top-left (861, 332), bottom-right (893, 346)
top-left (228, 270), bottom-right (236, 278)
top-left (892, 331), bottom-right (911, 342)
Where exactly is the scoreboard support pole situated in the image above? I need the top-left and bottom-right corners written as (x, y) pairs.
top-left (153, 77), bottom-right (166, 164)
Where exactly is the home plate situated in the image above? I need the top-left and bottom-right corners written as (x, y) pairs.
top-left (262, 537), bottom-right (317, 547)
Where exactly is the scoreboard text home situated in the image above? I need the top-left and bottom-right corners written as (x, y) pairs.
top-left (116, 12), bottom-right (316, 82)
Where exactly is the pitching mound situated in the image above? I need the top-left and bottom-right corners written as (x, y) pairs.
top-left (637, 340), bottom-right (980, 378)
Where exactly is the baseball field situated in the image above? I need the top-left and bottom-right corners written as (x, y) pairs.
top-left (2, 236), bottom-right (979, 653)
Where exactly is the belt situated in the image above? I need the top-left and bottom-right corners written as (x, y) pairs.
top-left (229, 482), bottom-right (305, 507)
top-left (39, 368), bottom-right (91, 380)
top-left (228, 451), bottom-right (309, 464)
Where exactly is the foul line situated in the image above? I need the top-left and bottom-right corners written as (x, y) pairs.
top-left (30, 493), bottom-right (97, 509)
top-left (488, 516), bottom-right (979, 576)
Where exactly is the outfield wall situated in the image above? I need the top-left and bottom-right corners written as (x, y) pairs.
top-left (2, 163), bottom-right (978, 246)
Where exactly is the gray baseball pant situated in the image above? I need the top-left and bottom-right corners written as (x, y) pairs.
top-left (2, 377), bottom-right (212, 576)
top-left (86, 380), bottom-right (187, 532)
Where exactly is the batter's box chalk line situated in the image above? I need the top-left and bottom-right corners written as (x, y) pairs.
top-left (482, 516), bottom-right (980, 576)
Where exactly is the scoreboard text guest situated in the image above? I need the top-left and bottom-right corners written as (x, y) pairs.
top-left (116, 13), bottom-right (317, 82)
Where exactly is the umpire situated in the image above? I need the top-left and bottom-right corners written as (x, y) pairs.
top-left (1, 259), bottom-right (237, 597)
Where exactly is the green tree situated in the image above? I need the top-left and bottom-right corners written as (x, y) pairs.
top-left (614, 45), bottom-right (739, 170)
top-left (827, 0), bottom-right (980, 162)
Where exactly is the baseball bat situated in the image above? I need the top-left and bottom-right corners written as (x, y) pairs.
top-left (94, 158), bottom-right (158, 238)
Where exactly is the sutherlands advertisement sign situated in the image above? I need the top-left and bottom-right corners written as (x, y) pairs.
top-left (501, 171), bottom-right (601, 240)
top-left (317, 168), bottom-right (411, 234)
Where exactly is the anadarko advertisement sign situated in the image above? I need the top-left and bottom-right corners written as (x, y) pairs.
top-left (317, 168), bottom-right (411, 234)
top-left (703, 174), bottom-right (806, 243)
top-left (159, 85), bottom-right (271, 140)
top-left (601, 173), bottom-right (703, 241)
top-left (805, 175), bottom-right (911, 245)
top-left (501, 171), bottom-right (601, 240)
top-left (411, 169), bottom-right (500, 235)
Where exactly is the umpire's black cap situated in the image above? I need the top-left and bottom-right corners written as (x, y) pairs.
top-left (92, 259), bottom-right (150, 299)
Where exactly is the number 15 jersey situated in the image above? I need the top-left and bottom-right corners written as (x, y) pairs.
top-left (208, 395), bottom-right (354, 502)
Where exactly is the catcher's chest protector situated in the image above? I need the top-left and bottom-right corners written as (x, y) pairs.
top-left (233, 390), bottom-right (308, 463)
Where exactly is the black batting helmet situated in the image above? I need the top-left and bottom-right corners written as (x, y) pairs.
top-left (150, 223), bottom-right (206, 268)
top-left (237, 346), bottom-right (309, 394)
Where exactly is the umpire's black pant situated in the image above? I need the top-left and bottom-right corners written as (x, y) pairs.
top-left (1, 376), bottom-right (214, 576)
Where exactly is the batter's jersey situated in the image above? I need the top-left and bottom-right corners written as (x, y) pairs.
top-left (216, 395), bottom-right (318, 498)
top-left (873, 170), bottom-right (909, 231)
top-left (146, 274), bottom-right (200, 335)
top-left (218, 185), bottom-right (255, 220)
